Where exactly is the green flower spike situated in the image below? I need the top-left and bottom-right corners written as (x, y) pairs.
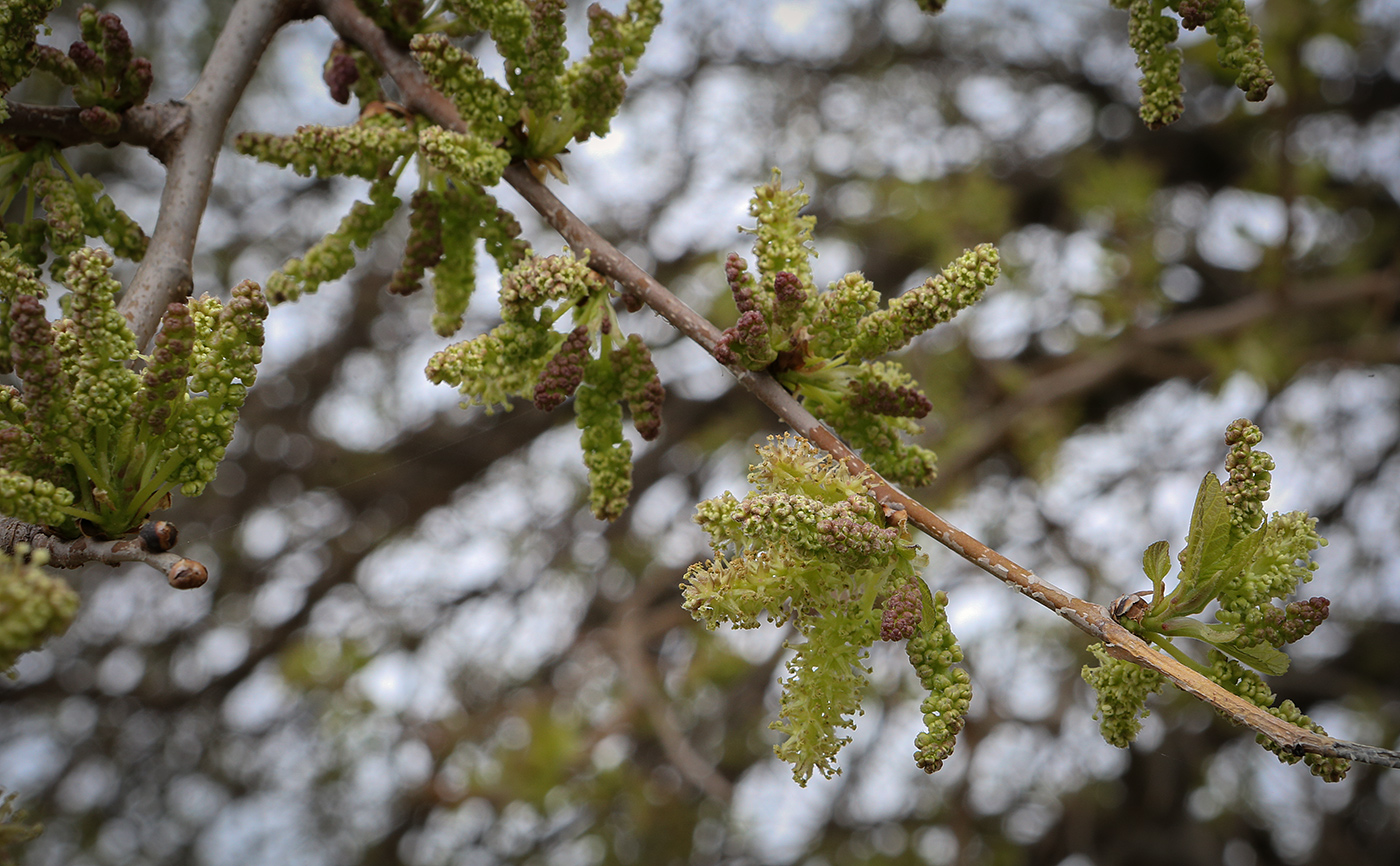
top-left (0, 545), bottom-right (78, 672)
top-left (173, 280), bottom-right (268, 498)
top-left (265, 176), bottom-right (401, 305)
top-left (576, 353), bottom-right (631, 521)
top-left (683, 435), bottom-right (967, 784)
top-left (906, 588), bottom-right (973, 772)
top-left (715, 173), bottom-right (999, 488)
top-left (410, 33), bottom-right (513, 142)
top-left (1116, 0), bottom-right (1184, 129)
top-left (234, 115), bottom-right (419, 182)
top-left (1081, 642), bottom-right (1165, 748)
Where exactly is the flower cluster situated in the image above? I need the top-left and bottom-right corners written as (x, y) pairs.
top-left (0, 544), bottom-right (77, 672)
top-left (0, 0), bottom-right (61, 122)
top-left (236, 0), bottom-right (658, 334)
top-left (906, 588), bottom-right (972, 773)
top-left (0, 248), bottom-right (266, 538)
top-left (1081, 643), bottom-right (1164, 748)
top-left (234, 112), bottom-right (530, 331)
top-left (1111, 0), bottom-right (1273, 128)
top-left (880, 579), bottom-right (922, 641)
top-left (427, 251), bottom-right (664, 520)
top-left (422, 0), bottom-right (662, 157)
top-left (0, 7), bottom-right (152, 276)
top-left (1082, 420), bottom-right (1345, 779)
top-left (1209, 655), bottom-right (1348, 781)
top-left (64, 4), bottom-right (154, 127)
top-left (715, 172), bottom-right (999, 487)
top-left (682, 435), bottom-right (968, 784)
top-left (0, 152), bottom-right (149, 280)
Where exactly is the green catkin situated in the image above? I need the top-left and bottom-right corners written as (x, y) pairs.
top-left (683, 435), bottom-right (965, 783)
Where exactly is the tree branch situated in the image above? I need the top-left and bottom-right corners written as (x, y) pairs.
top-left (610, 604), bottom-right (734, 802)
top-left (0, 517), bottom-right (207, 588)
top-left (0, 101), bottom-right (187, 162)
top-left (117, 0), bottom-right (314, 350)
top-left (0, 0), bottom-right (311, 584)
top-left (320, 0), bottom-right (1400, 773)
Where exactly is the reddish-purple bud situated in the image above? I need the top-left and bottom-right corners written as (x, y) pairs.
top-left (534, 326), bottom-right (591, 411)
top-left (324, 52), bottom-right (359, 105)
top-left (848, 378), bottom-right (933, 419)
top-left (881, 582), bottom-right (923, 641)
top-left (1178, 0), bottom-right (1219, 29)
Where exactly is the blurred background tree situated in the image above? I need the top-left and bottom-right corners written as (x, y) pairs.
top-left (2, 0), bottom-right (1400, 864)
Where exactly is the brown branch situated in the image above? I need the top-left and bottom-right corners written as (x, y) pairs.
top-left (0, 517), bottom-right (207, 588)
top-left (610, 605), bottom-right (734, 803)
top-left (117, 0), bottom-right (314, 350)
top-left (0, 0), bottom-right (311, 592)
top-left (0, 101), bottom-right (187, 161)
top-left (321, 0), bottom-right (1400, 773)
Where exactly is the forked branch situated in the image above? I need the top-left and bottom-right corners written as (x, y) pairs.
top-left (322, 0), bottom-right (1400, 772)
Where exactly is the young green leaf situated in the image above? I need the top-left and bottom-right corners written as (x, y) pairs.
top-left (1216, 640), bottom-right (1290, 677)
top-left (1163, 473), bottom-right (1233, 617)
top-left (1142, 539), bottom-right (1170, 601)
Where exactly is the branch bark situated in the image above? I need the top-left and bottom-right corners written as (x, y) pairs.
top-left (117, 0), bottom-right (314, 350)
top-left (322, 0), bottom-right (1400, 773)
top-left (0, 0), bottom-right (313, 578)
top-left (0, 101), bottom-right (187, 161)
top-left (0, 517), bottom-right (206, 588)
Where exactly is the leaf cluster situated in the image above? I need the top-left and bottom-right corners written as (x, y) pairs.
top-left (682, 435), bottom-right (969, 784)
top-left (426, 251), bottom-right (664, 520)
top-left (0, 248), bottom-right (267, 538)
top-left (715, 172), bottom-right (999, 487)
top-left (1082, 419), bottom-right (1346, 779)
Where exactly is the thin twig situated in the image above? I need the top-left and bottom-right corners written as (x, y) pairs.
top-left (610, 606), bottom-right (734, 802)
top-left (0, 101), bottom-right (187, 162)
top-left (118, 0), bottom-right (314, 350)
top-left (322, 0), bottom-right (1400, 772)
top-left (0, 517), bottom-right (206, 588)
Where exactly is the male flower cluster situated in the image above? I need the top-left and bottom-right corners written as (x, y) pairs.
top-left (236, 115), bottom-right (529, 330)
top-left (1111, 0), bottom-right (1273, 128)
top-left (1082, 420), bottom-right (1345, 779)
top-left (0, 2), bottom-right (150, 128)
top-left (0, 7), bottom-right (152, 277)
top-left (0, 153), bottom-right (149, 280)
top-left (0, 545), bottom-right (77, 672)
top-left (683, 435), bottom-right (969, 784)
top-left (238, 0), bottom-right (658, 334)
top-left (905, 588), bottom-right (972, 773)
top-left (427, 252), bottom-right (664, 520)
top-left (714, 172), bottom-right (999, 487)
top-left (419, 0), bottom-right (661, 158)
top-left (0, 249), bottom-right (266, 538)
